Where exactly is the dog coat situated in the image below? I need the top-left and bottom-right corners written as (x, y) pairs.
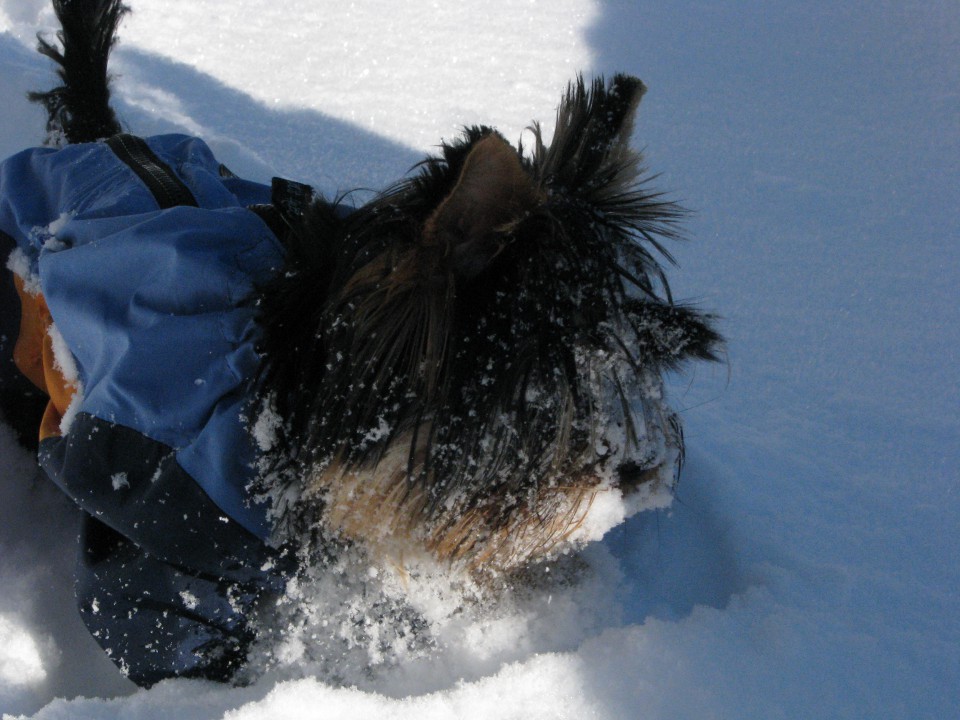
top-left (0, 134), bottom-right (297, 685)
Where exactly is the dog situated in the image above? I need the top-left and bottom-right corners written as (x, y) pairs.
top-left (0, 0), bottom-right (721, 687)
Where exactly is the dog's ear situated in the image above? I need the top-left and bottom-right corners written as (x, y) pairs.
top-left (424, 134), bottom-right (540, 278)
top-left (591, 73), bottom-right (646, 150)
top-left (537, 74), bottom-right (647, 204)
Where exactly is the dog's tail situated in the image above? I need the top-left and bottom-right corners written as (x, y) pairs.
top-left (28, 0), bottom-right (129, 144)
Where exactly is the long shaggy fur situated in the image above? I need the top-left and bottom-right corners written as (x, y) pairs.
top-left (256, 75), bottom-right (723, 571)
top-left (28, 0), bottom-right (128, 144)
top-left (24, 0), bottom-right (722, 577)
top-left (20, 0), bottom-right (727, 687)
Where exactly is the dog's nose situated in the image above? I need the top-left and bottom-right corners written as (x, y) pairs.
top-left (615, 461), bottom-right (656, 491)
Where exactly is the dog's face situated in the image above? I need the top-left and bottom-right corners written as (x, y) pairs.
top-left (257, 76), bottom-right (721, 578)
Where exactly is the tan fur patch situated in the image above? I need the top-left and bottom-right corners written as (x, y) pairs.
top-left (307, 427), bottom-right (615, 577)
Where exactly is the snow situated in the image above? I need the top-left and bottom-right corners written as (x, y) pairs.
top-left (0, 618), bottom-right (46, 688)
top-left (4, 250), bottom-right (39, 297)
top-left (37, 322), bottom-right (84, 436)
top-left (1, 0), bottom-right (958, 718)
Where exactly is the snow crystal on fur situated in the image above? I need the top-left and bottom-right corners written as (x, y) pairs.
top-left (5, 248), bottom-right (41, 295)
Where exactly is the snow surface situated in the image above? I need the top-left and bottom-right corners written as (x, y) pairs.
top-left (1, 0), bottom-right (958, 717)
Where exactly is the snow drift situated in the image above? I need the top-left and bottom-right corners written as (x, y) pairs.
top-left (1, 0), bottom-right (957, 718)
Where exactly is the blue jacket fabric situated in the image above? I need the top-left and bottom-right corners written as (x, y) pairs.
top-left (0, 134), bottom-right (293, 685)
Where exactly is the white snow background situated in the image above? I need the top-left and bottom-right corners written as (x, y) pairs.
top-left (0, 0), bottom-right (958, 717)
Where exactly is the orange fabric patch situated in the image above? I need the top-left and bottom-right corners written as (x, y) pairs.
top-left (12, 274), bottom-right (77, 440)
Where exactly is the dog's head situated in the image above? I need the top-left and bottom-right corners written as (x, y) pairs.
top-left (256, 75), bottom-right (722, 577)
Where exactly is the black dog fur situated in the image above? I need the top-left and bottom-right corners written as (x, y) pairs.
top-left (27, 0), bottom-right (721, 579)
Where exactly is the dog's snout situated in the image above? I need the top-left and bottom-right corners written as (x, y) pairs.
top-left (615, 461), bottom-right (657, 491)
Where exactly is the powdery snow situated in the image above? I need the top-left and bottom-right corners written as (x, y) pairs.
top-left (1, 1), bottom-right (958, 718)
top-left (4, 249), bottom-right (40, 296)
top-left (0, 618), bottom-right (45, 689)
